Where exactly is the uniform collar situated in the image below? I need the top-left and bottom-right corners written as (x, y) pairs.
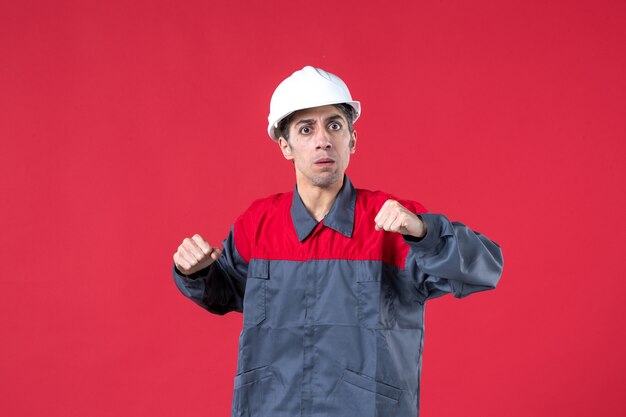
top-left (291, 175), bottom-right (356, 242)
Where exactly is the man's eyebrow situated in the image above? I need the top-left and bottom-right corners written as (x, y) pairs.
top-left (294, 118), bottom-right (316, 126)
top-left (324, 115), bottom-right (345, 123)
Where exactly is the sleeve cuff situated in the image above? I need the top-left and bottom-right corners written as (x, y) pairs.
top-left (173, 264), bottom-right (211, 280)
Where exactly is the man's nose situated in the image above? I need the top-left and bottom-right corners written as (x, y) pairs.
top-left (315, 129), bottom-right (332, 149)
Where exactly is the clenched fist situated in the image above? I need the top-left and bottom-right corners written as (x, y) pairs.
top-left (173, 234), bottom-right (222, 276)
top-left (374, 199), bottom-right (426, 238)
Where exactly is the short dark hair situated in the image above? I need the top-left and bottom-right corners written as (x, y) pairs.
top-left (277, 104), bottom-right (355, 142)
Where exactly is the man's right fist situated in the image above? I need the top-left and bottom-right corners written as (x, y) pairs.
top-left (173, 234), bottom-right (222, 276)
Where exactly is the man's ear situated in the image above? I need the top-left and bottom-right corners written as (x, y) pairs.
top-left (278, 137), bottom-right (294, 160)
top-left (349, 130), bottom-right (357, 154)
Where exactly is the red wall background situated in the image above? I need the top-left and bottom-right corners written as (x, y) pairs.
top-left (1, 0), bottom-right (625, 416)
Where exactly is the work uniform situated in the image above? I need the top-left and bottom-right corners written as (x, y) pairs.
top-left (173, 176), bottom-right (503, 417)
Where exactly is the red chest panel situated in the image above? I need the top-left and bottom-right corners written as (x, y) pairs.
top-left (233, 189), bottom-right (427, 268)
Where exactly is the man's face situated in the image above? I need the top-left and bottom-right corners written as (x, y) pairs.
top-left (278, 105), bottom-right (357, 189)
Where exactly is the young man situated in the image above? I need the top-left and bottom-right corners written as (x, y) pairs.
top-left (173, 66), bottom-right (503, 417)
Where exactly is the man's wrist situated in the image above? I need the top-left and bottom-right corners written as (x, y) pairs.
top-left (404, 215), bottom-right (427, 241)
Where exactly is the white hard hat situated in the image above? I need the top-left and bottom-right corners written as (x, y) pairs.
top-left (267, 66), bottom-right (361, 141)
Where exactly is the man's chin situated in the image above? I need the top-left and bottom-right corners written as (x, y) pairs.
top-left (311, 173), bottom-right (340, 188)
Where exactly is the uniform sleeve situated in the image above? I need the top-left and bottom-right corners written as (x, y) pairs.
top-left (172, 226), bottom-right (248, 315)
top-left (404, 213), bottom-right (503, 302)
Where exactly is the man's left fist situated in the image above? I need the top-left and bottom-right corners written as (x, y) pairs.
top-left (374, 199), bottom-right (426, 238)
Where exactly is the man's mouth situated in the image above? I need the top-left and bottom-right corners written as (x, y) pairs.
top-left (315, 158), bottom-right (335, 166)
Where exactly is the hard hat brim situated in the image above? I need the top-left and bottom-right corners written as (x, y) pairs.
top-left (268, 100), bottom-right (361, 142)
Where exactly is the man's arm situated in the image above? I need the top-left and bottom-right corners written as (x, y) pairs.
top-left (375, 200), bottom-right (503, 301)
top-left (172, 228), bottom-right (247, 314)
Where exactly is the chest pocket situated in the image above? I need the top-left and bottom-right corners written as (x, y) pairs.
top-left (243, 259), bottom-right (269, 327)
top-left (356, 262), bottom-right (394, 329)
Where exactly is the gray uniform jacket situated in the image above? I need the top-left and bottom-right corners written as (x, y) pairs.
top-left (174, 176), bottom-right (503, 417)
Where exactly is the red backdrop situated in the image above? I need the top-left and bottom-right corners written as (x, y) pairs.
top-left (1, 0), bottom-right (625, 416)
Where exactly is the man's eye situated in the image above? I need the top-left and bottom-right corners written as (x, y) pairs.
top-left (329, 122), bottom-right (341, 130)
top-left (300, 126), bottom-right (312, 134)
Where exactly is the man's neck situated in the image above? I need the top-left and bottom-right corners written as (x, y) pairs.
top-left (296, 177), bottom-right (344, 222)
